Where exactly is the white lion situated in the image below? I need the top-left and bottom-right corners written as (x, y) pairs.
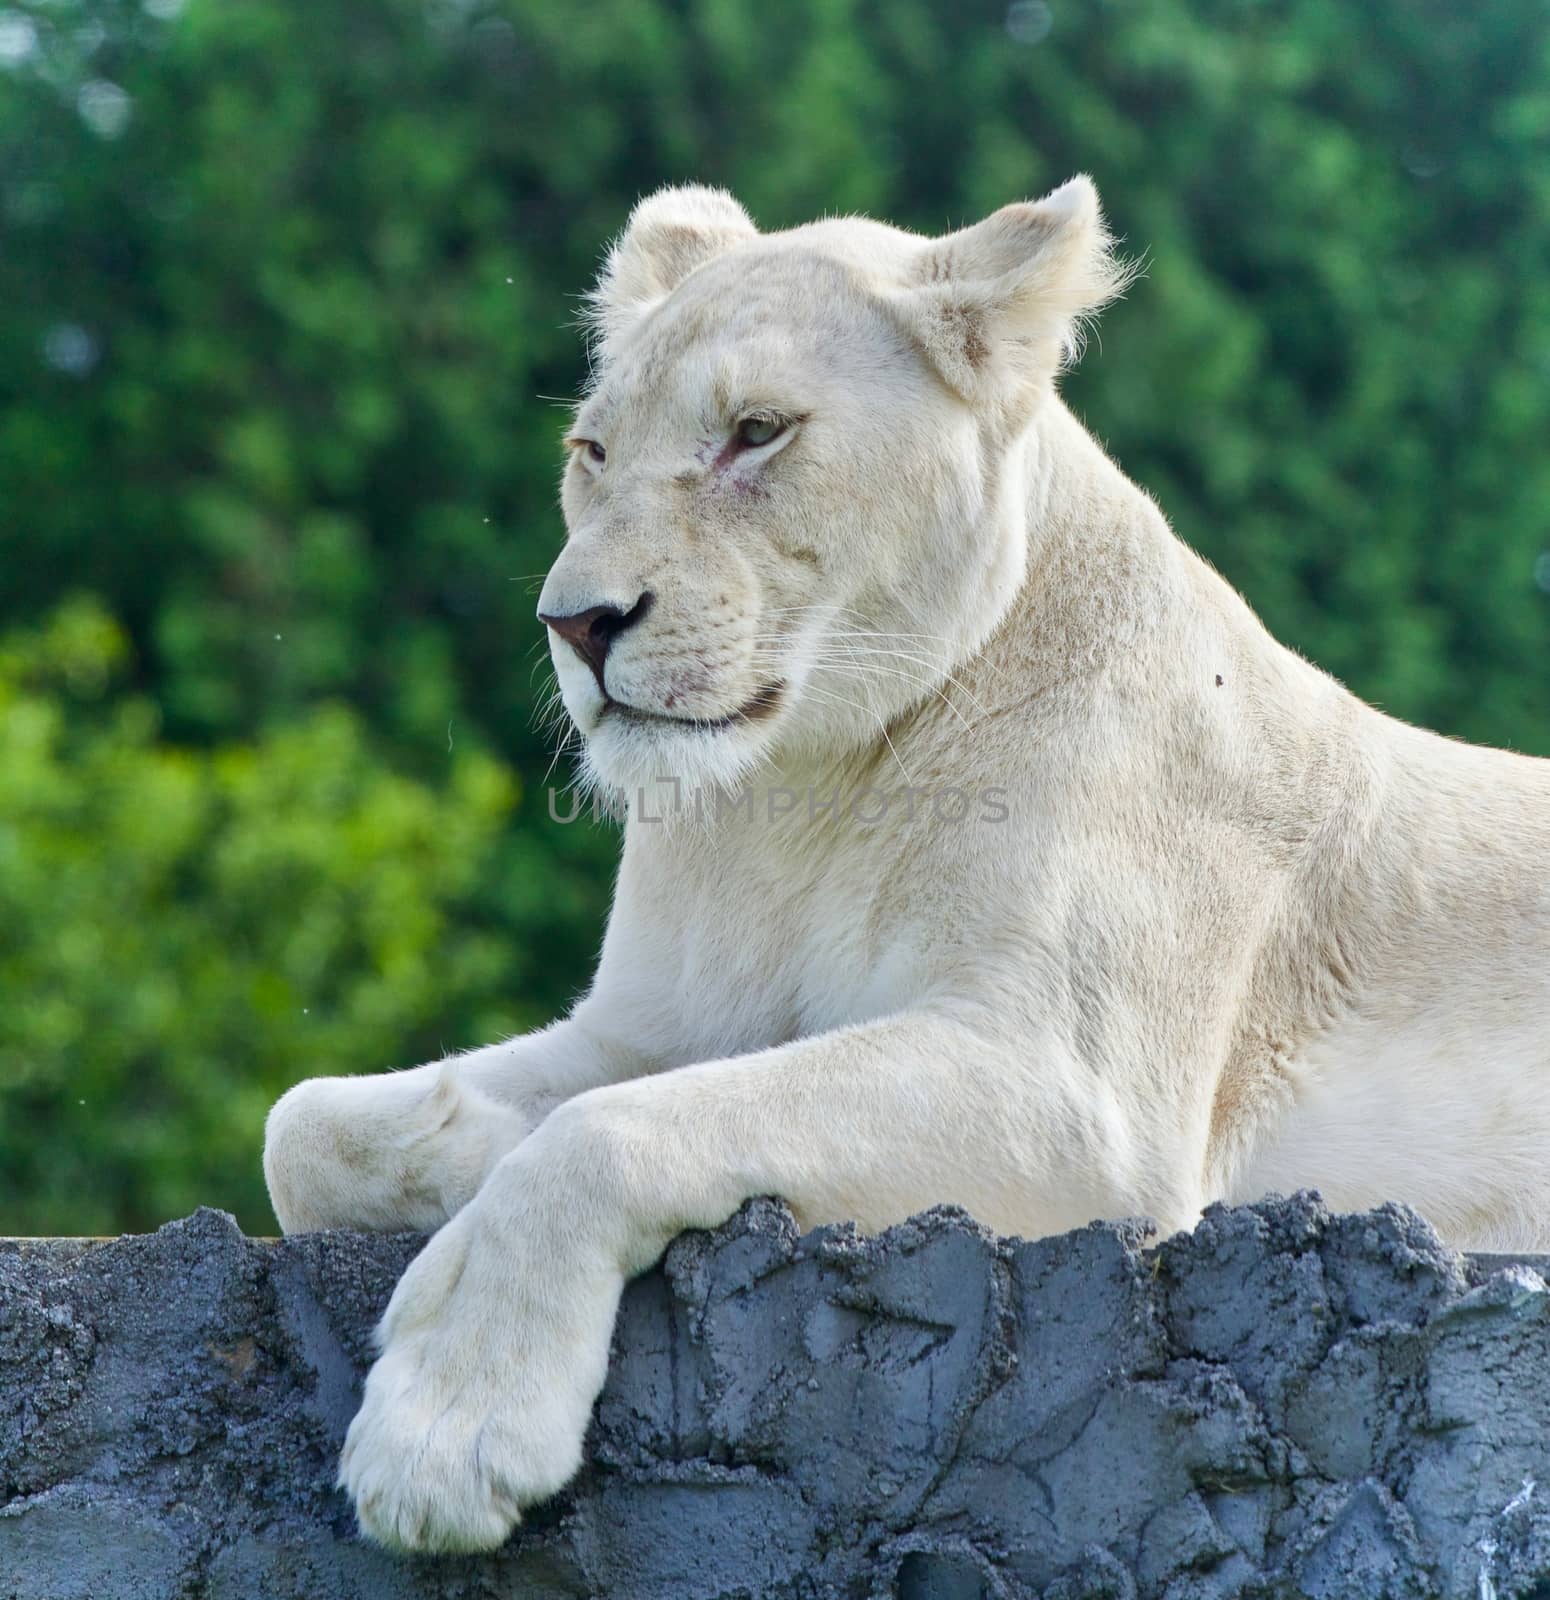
top-left (263, 177), bottom-right (1550, 1553)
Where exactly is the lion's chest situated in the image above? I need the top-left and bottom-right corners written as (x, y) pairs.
top-left (645, 820), bottom-right (935, 1060)
top-left (788, 892), bottom-right (929, 1035)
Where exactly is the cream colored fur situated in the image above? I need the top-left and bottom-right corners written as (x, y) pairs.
top-left (263, 178), bottom-right (1550, 1553)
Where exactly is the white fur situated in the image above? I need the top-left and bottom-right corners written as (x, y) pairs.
top-left (264, 179), bottom-right (1550, 1552)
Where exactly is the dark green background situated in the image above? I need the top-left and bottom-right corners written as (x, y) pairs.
top-left (2, 0), bottom-right (1547, 1233)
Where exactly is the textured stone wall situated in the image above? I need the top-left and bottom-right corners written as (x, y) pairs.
top-left (2, 1195), bottom-right (1549, 1598)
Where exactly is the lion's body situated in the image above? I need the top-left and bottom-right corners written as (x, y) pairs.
top-left (263, 181), bottom-right (1550, 1552)
top-left (571, 395), bottom-right (1550, 1251)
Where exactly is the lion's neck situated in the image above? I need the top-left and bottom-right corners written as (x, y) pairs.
top-left (963, 394), bottom-right (1191, 710)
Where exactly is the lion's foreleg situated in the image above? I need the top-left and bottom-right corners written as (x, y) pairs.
top-left (339, 1010), bottom-right (1189, 1550)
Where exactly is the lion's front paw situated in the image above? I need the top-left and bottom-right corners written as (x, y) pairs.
top-left (338, 1203), bottom-right (620, 1553)
top-left (339, 1336), bottom-right (586, 1553)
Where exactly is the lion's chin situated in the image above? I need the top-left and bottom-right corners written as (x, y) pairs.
top-left (576, 714), bottom-right (773, 816)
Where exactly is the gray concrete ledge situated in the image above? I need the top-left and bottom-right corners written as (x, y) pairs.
top-left (2, 1195), bottom-right (1549, 1598)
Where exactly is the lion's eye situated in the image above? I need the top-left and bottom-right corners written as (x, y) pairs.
top-left (567, 438), bottom-right (606, 466)
top-left (735, 415), bottom-right (786, 450)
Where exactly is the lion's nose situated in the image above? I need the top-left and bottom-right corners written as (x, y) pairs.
top-left (539, 592), bottom-right (654, 693)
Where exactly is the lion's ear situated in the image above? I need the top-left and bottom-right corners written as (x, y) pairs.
top-left (898, 176), bottom-right (1134, 410)
top-left (587, 185), bottom-right (757, 359)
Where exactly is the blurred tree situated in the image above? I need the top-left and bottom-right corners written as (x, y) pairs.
top-left (0, 598), bottom-right (540, 1230)
top-left (0, 0), bottom-right (1546, 1229)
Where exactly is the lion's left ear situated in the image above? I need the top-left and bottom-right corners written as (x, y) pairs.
top-left (896, 176), bottom-right (1134, 410)
top-left (587, 185), bottom-right (757, 361)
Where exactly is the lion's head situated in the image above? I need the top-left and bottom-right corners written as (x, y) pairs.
top-left (537, 178), bottom-right (1129, 797)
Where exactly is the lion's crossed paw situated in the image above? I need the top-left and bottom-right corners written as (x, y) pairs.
top-left (339, 1207), bottom-right (619, 1553)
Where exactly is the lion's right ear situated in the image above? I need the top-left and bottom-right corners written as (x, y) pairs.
top-left (586, 185), bottom-right (757, 361)
top-left (895, 176), bottom-right (1134, 418)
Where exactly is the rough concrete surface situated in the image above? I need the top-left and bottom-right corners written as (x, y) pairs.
top-left (1, 1194), bottom-right (1548, 1599)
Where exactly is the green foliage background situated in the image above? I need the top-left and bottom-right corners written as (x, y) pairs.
top-left (1, 0), bottom-right (1547, 1233)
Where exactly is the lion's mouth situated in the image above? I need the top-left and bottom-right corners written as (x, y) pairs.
top-left (603, 681), bottom-right (785, 733)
